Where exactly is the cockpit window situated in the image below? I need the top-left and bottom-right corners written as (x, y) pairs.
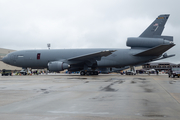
top-left (18, 55), bottom-right (24, 57)
top-left (37, 53), bottom-right (41, 60)
top-left (4, 54), bottom-right (9, 57)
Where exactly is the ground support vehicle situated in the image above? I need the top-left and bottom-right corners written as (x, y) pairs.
top-left (1, 69), bottom-right (12, 76)
top-left (169, 68), bottom-right (180, 78)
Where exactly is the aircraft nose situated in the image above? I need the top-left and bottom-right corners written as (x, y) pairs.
top-left (2, 56), bottom-right (9, 64)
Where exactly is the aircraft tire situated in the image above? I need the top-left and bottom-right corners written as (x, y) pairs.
top-left (90, 71), bottom-right (94, 75)
top-left (86, 71), bottom-right (90, 75)
top-left (80, 71), bottom-right (85, 76)
top-left (94, 71), bottom-right (98, 75)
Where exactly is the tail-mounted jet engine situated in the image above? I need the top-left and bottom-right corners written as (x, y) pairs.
top-left (48, 61), bottom-right (70, 72)
top-left (126, 37), bottom-right (173, 48)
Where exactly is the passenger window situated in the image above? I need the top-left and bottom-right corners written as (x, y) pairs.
top-left (37, 53), bottom-right (41, 60)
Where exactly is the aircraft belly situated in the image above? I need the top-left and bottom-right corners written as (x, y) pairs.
top-left (96, 50), bottom-right (128, 67)
top-left (97, 59), bottom-right (119, 67)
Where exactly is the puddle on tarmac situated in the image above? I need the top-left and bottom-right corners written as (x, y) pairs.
top-left (143, 114), bottom-right (167, 117)
top-left (41, 89), bottom-right (47, 91)
top-left (144, 88), bottom-right (153, 92)
top-left (134, 78), bottom-right (146, 80)
top-left (131, 80), bottom-right (136, 83)
top-left (100, 82), bottom-right (118, 92)
top-left (67, 78), bottom-right (87, 79)
top-left (105, 78), bottom-right (124, 82)
top-left (84, 81), bottom-right (89, 83)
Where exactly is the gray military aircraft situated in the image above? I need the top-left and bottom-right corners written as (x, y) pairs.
top-left (2, 14), bottom-right (175, 75)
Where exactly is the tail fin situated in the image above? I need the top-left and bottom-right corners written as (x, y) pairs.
top-left (139, 14), bottom-right (170, 38)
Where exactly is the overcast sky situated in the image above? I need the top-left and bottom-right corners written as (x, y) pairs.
top-left (0, 0), bottom-right (180, 63)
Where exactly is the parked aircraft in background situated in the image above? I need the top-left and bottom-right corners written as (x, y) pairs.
top-left (2, 14), bottom-right (175, 75)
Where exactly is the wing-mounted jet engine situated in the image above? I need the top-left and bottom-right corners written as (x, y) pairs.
top-left (48, 61), bottom-right (70, 72)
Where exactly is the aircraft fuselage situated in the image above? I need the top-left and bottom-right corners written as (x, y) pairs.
top-left (2, 48), bottom-right (157, 69)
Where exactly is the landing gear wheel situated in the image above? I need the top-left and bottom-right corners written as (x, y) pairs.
top-left (171, 75), bottom-right (173, 78)
top-left (80, 71), bottom-right (85, 76)
top-left (90, 71), bottom-right (94, 75)
top-left (94, 71), bottom-right (99, 75)
top-left (86, 71), bottom-right (90, 75)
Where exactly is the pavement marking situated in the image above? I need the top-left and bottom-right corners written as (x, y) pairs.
top-left (48, 111), bottom-right (111, 115)
top-left (153, 77), bottom-right (180, 104)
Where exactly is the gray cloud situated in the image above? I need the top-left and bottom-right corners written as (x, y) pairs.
top-left (0, 0), bottom-right (180, 63)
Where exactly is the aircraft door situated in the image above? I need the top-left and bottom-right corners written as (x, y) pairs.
top-left (36, 53), bottom-right (43, 66)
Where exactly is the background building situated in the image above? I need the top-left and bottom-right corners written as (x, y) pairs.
top-left (143, 62), bottom-right (180, 73)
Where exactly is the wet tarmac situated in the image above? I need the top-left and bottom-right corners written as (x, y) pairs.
top-left (0, 74), bottom-right (180, 120)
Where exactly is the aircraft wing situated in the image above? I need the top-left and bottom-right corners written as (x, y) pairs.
top-left (134, 44), bottom-right (175, 56)
top-left (68, 50), bottom-right (116, 61)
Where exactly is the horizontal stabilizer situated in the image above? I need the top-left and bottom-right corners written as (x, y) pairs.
top-left (68, 50), bottom-right (116, 61)
top-left (134, 44), bottom-right (175, 56)
top-left (152, 54), bottom-right (175, 61)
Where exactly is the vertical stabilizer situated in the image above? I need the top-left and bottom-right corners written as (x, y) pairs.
top-left (139, 14), bottom-right (170, 38)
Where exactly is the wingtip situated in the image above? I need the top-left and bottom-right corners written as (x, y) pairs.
top-left (102, 50), bottom-right (116, 52)
top-left (158, 14), bottom-right (170, 18)
top-left (159, 14), bottom-right (170, 16)
top-left (109, 50), bottom-right (117, 52)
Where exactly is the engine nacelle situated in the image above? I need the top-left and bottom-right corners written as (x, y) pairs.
top-left (126, 37), bottom-right (171, 48)
top-left (48, 61), bottom-right (70, 72)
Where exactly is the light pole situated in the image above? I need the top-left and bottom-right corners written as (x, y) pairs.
top-left (47, 43), bottom-right (51, 49)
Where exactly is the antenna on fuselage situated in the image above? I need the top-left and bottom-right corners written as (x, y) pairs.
top-left (47, 43), bottom-right (51, 49)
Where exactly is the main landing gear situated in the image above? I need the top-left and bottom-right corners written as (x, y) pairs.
top-left (80, 71), bottom-right (99, 75)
